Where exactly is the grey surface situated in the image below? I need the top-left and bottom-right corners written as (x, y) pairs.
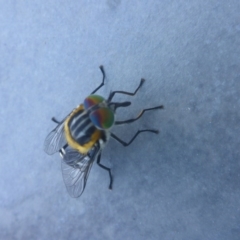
top-left (1, 1), bottom-right (240, 239)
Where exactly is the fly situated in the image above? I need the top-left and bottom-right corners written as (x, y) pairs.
top-left (44, 66), bottom-right (164, 197)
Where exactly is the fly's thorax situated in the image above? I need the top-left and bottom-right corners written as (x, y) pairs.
top-left (64, 104), bottom-right (99, 154)
top-left (64, 100), bottom-right (113, 154)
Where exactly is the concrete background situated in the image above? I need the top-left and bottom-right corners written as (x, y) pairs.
top-left (1, 1), bottom-right (240, 239)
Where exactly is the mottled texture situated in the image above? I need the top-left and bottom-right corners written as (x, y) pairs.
top-left (0, 0), bottom-right (240, 239)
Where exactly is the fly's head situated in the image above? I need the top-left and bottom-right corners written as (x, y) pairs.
top-left (83, 94), bottom-right (115, 131)
top-left (83, 94), bottom-right (132, 131)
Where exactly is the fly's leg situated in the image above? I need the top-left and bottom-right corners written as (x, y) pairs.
top-left (91, 65), bottom-right (105, 94)
top-left (111, 130), bottom-right (159, 147)
top-left (97, 153), bottom-right (113, 190)
top-left (115, 105), bottom-right (164, 125)
top-left (51, 117), bottom-right (62, 124)
top-left (107, 78), bottom-right (145, 101)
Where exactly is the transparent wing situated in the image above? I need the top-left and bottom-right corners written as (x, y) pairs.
top-left (61, 146), bottom-right (100, 198)
top-left (44, 120), bottom-right (67, 155)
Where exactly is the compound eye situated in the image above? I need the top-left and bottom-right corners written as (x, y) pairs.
top-left (89, 108), bottom-right (114, 130)
top-left (84, 95), bottom-right (105, 109)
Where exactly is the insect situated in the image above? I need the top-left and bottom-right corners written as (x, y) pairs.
top-left (44, 66), bottom-right (164, 198)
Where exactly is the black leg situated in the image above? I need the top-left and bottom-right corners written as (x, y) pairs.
top-left (115, 105), bottom-right (164, 125)
top-left (97, 153), bottom-right (113, 190)
top-left (91, 65), bottom-right (105, 94)
top-left (111, 129), bottom-right (159, 147)
top-left (51, 117), bottom-right (61, 124)
top-left (108, 78), bottom-right (145, 101)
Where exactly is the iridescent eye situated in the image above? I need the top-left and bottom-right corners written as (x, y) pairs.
top-left (89, 108), bottom-right (114, 130)
top-left (83, 95), bottom-right (105, 109)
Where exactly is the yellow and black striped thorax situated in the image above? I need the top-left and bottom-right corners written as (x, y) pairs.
top-left (64, 95), bottom-right (115, 154)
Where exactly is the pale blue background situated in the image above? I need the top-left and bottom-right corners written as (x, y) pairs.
top-left (1, 1), bottom-right (240, 239)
